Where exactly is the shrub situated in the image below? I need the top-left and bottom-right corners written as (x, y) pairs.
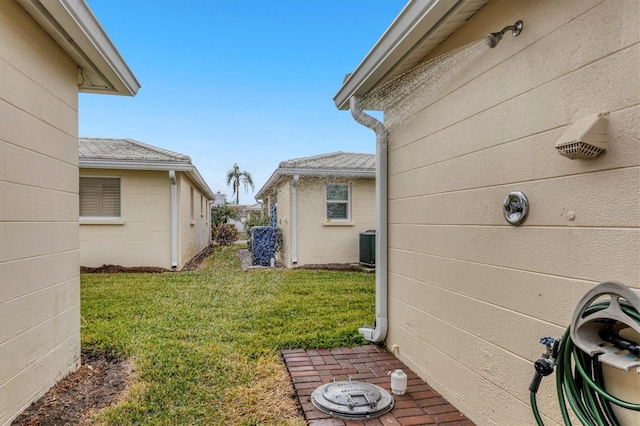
top-left (211, 204), bottom-right (239, 226)
top-left (212, 224), bottom-right (239, 246)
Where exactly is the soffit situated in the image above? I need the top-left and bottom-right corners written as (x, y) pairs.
top-left (16, 0), bottom-right (140, 96)
top-left (334, 0), bottom-right (488, 110)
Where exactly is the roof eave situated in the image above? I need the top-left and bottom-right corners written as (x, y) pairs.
top-left (17, 0), bottom-right (140, 96)
top-left (79, 159), bottom-right (215, 200)
top-left (333, 0), bottom-right (469, 110)
top-left (254, 168), bottom-right (376, 200)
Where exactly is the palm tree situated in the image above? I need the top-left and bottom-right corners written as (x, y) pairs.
top-left (225, 163), bottom-right (254, 205)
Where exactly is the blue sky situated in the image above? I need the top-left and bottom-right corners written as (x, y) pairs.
top-left (80, 0), bottom-right (406, 204)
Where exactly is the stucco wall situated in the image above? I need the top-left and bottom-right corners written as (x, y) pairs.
top-left (384, 0), bottom-right (639, 425)
top-left (79, 169), bottom-right (172, 269)
top-left (176, 173), bottom-right (211, 269)
top-left (274, 180), bottom-right (292, 267)
top-left (80, 170), bottom-right (210, 270)
top-left (0, 2), bottom-right (81, 424)
top-left (292, 176), bottom-right (375, 267)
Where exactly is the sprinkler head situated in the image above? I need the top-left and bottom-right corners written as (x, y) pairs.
top-left (487, 20), bottom-right (523, 48)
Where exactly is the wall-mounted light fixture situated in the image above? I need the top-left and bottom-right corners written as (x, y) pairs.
top-left (555, 112), bottom-right (608, 159)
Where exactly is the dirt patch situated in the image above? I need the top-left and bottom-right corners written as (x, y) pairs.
top-left (12, 352), bottom-right (133, 426)
top-left (80, 244), bottom-right (217, 274)
top-left (295, 263), bottom-right (374, 272)
top-left (80, 264), bottom-right (171, 273)
top-left (181, 244), bottom-right (216, 271)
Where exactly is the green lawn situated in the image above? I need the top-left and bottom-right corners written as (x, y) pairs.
top-left (81, 244), bottom-right (375, 425)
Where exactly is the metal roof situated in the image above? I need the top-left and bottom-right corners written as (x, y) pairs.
top-left (333, 0), bottom-right (488, 110)
top-left (255, 152), bottom-right (375, 200)
top-left (79, 138), bottom-right (214, 199)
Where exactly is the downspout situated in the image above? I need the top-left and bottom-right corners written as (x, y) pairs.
top-left (291, 174), bottom-right (299, 265)
top-left (169, 170), bottom-right (178, 269)
top-left (350, 96), bottom-right (388, 343)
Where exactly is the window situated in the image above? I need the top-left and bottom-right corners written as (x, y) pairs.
top-left (326, 184), bottom-right (350, 221)
top-left (79, 177), bottom-right (121, 217)
top-left (190, 186), bottom-right (195, 223)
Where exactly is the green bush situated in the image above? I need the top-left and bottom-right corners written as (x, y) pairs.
top-left (211, 204), bottom-right (239, 226)
top-left (212, 223), bottom-right (239, 246)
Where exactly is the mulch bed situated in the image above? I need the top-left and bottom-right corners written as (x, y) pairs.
top-left (80, 244), bottom-right (217, 274)
top-left (11, 352), bottom-right (133, 426)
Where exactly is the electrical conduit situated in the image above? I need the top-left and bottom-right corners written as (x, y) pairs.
top-left (350, 95), bottom-right (388, 343)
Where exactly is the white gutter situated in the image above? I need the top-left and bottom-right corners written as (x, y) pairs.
top-left (334, 0), bottom-right (482, 110)
top-left (79, 159), bottom-right (215, 200)
top-left (169, 170), bottom-right (178, 269)
top-left (17, 0), bottom-right (140, 96)
top-left (350, 96), bottom-right (388, 343)
top-left (255, 169), bottom-right (375, 201)
top-left (291, 174), bottom-right (299, 265)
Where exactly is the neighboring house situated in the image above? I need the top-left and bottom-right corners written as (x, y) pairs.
top-left (334, 1), bottom-right (639, 425)
top-left (225, 203), bottom-right (264, 232)
top-left (0, 1), bottom-right (139, 424)
top-left (255, 152), bottom-right (375, 268)
top-left (79, 138), bottom-right (215, 271)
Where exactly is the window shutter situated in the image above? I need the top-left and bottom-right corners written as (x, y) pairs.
top-left (79, 178), bottom-right (100, 216)
top-left (100, 179), bottom-right (121, 217)
top-left (79, 177), bottom-right (120, 217)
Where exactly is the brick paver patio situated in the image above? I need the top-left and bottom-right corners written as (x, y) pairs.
top-left (281, 345), bottom-right (475, 426)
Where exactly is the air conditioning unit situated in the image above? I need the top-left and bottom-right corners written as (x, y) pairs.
top-left (359, 230), bottom-right (376, 268)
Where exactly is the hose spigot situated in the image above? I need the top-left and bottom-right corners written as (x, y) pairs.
top-left (529, 337), bottom-right (560, 393)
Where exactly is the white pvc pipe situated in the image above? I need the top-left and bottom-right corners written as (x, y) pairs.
top-left (350, 96), bottom-right (388, 343)
top-left (169, 170), bottom-right (178, 269)
top-left (291, 174), bottom-right (299, 265)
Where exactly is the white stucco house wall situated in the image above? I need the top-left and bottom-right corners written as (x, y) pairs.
top-left (0, 1), bottom-right (139, 424)
top-left (255, 152), bottom-right (376, 268)
top-left (79, 138), bottom-right (215, 271)
top-left (334, 1), bottom-right (639, 425)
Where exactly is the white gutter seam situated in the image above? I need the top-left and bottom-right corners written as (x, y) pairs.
top-left (169, 171), bottom-right (178, 269)
top-left (350, 96), bottom-right (388, 343)
top-left (291, 175), bottom-right (299, 265)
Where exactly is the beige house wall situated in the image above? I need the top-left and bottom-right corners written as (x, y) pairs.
top-left (273, 180), bottom-right (292, 267)
top-left (384, 1), bottom-right (639, 425)
top-left (79, 169), bottom-right (172, 269)
top-left (273, 176), bottom-right (375, 268)
top-left (0, 2), bottom-right (81, 425)
top-left (80, 170), bottom-right (211, 270)
top-left (176, 173), bottom-right (211, 269)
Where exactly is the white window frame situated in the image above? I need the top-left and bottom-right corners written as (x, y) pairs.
top-left (325, 183), bottom-right (350, 222)
top-left (79, 176), bottom-right (123, 224)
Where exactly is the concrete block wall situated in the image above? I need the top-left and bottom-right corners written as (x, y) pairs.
top-left (385, 0), bottom-right (639, 425)
top-left (0, 1), bottom-right (81, 424)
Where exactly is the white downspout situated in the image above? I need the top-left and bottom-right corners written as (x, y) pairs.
top-left (291, 174), bottom-right (299, 265)
top-left (169, 170), bottom-right (178, 269)
top-left (350, 96), bottom-right (388, 343)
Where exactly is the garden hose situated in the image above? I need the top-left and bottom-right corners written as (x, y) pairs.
top-left (529, 300), bottom-right (640, 425)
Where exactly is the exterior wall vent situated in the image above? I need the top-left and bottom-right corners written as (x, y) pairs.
top-left (555, 113), bottom-right (608, 159)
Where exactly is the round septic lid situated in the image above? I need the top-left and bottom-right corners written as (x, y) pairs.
top-left (311, 378), bottom-right (395, 420)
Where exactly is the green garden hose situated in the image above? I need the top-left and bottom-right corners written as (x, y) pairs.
top-left (530, 301), bottom-right (640, 426)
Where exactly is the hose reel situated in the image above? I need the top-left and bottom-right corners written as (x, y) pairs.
top-left (530, 281), bottom-right (640, 425)
top-left (571, 281), bottom-right (640, 371)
